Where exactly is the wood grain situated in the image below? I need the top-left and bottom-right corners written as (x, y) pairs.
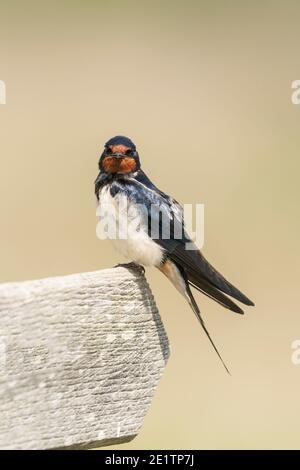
top-left (0, 264), bottom-right (169, 450)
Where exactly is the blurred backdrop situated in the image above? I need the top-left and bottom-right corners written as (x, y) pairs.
top-left (0, 0), bottom-right (300, 450)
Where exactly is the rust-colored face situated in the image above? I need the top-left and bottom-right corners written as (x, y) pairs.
top-left (102, 144), bottom-right (137, 174)
top-left (109, 144), bottom-right (131, 155)
top-left (102, 156), bottom-right (137, 174)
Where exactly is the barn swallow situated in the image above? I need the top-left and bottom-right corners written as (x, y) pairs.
top-left (95, 135), bottom-right (254, 373)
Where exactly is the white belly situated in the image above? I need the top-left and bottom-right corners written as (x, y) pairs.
top-left (97, 186), bottom-right (164, 267)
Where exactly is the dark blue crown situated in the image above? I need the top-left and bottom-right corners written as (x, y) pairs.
top-left (105, 135), bottom-right (136, 150)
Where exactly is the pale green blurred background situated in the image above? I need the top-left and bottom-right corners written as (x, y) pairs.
top-left (1, 0), bottom-right (300, 449)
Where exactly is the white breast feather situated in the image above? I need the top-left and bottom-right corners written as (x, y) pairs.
top-left (97, 186), bottom-right (164, 267)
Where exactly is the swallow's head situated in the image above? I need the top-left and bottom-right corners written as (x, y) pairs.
top-left (99, 135), bottom-right (140, 174)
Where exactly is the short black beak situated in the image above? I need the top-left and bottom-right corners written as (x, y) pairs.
top-left (110, 152), bottom-right (126, 159)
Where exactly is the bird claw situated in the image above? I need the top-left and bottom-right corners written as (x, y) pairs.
top-left (114, 262), bottom-right (145, 275)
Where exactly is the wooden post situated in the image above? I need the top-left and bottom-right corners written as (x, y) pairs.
top-left (0, 264), bottom-right (170, 450)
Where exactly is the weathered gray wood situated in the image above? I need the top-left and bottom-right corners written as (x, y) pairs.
top-left (0, 264), bottom-right (169, 450)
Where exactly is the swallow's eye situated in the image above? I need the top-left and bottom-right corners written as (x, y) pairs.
top-left (106, 147), bottom-right (113, 154)
top-left (125, 149), bottom-right (134, 156)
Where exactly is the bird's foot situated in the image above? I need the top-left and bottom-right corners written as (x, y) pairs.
top-left (114, 262), bottom-right (145, 275)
